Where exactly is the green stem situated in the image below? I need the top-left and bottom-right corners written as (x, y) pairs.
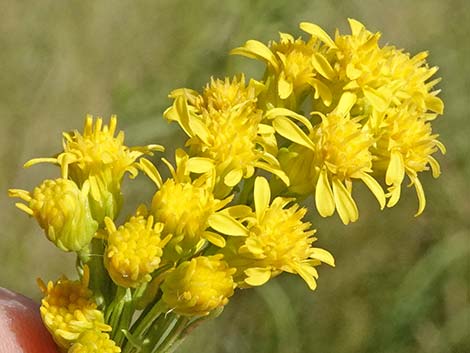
top-left (147, 313), bottom-right (178, 351)
top-left (129, 300), bottom-right (166, 344)
top-left (108, 287), bottom-right (128, 337)
top-left (113, 288), bottom-right (134, 347)
top-left (153, 316), bottom-right (189, 353)
top-left (79, 238), bottom-right (113, 308)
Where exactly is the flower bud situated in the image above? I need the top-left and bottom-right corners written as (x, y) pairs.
top-left (161, 255), bottom-right (235, 316)
top-left (104, 213), bottom-right (170, 288)
top-left (69, 330), bottom-right (120, 353)
top-left (37, 268), bottom-right (111, 350)
top-left (9, 178), bottom-right (98, 251)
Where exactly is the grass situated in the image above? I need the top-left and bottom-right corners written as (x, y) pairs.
top-left (1, 1), bottom-right (468, 352)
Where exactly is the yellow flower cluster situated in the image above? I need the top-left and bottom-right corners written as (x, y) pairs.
top-left (232, 18), bottom-right (444, 220)
top-left (8, 18), bottom-right (445, 353)
top-left (164, 76), bottom-right (288, 198)
top-left (37, 267), bottom-right (116, 351)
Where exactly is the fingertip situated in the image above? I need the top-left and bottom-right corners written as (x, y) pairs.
top-left (0, 287), bottom-right (59, 353)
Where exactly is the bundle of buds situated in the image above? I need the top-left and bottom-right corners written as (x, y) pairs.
top-left (9, 19), bottom-right (444, 353)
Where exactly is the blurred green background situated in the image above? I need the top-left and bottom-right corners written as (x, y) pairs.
top-left (1, 1), bottom-right (468, 352)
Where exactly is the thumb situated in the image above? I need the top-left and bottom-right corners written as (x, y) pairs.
top-left (0, 287), bottom-right (59, 353)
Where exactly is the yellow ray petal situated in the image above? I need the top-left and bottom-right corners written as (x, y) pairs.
top-left (357, 172), bottom-right (386, 209)
top-left (208, 213), bottom-right (248, 236)
top-left (386, 184), bottom-right (401, 208)
top-left (203, 231), bottom-right (226, 248)
top-left (348, 18), bottom-right (365, 36)
top-left (187, 157), bottom-right (214, 174)
top-left (254, 162), bottom-right (290, 186)
top-left (299, 22), bottom-right (337, 48)
top-left (308, 78), bottom-right (333, 106)
top-left (428, 156), bottom-right (441, 178)
top-left (311, 53), bottom-right (335, 80)
top-left (293, 263), bottom-right (317, 291)
top-left (173, 95), bottom-right (193, 137)
top-left (315, 168), bottom-right (335, 217)
top-left (334, 92), bottom-right (357, 118)
top-left (425, 95), bottom-right (444, 114)
top-left (332, 178), bottom-right (358, 225)
top-left (139, 158), bottom-right (163, 188)
top-left (188, 115), bottom-right (211, 145)
top-left (266, 108), bottom-right (313, 131)
top-left (254, 177), bottom-right (271, 220)
top-left (273, 117), bottom-right (315, 151)
top-left (386, 151), bottom-right (405, 186)
top-left (224, 168), bottom-right (244, 187)
top-left (244, 267), bottom-right (272, 286)
top-left (230, 40), bottom-right (279, 70)
top-left (411, 175), bottom-right (426, 217)
top-left (310, 248), bottom-right (335, 266)
top-left (14, 202), bottom-right (34, 216)
top-left (220, 205), bottom-right (253, 218)
top-left (278, 75), bottom-right (293, 99)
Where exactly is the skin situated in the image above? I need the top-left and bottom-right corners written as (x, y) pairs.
top-left (0, 288), bottom-right (59, 353)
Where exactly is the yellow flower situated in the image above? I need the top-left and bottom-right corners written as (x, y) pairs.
top-left (213, 177), bottom-right (334, 290)
top-left (231, 29), bottom-right (335, 109)
top-left (161, 255), bottom-right (236, 316)
top-left (151, 149), bottom-right (232, 262)
top-left (164, 76), bottom-right (288, 197)
top-left (104, 207), bottom-right (171, 288)
top-left (9, 178), bottom-right (98, 251)
top-left (372, 108), bottom-right (445, 215)
top-left (214, 177), bottom-right (334, 290)
top-left (24, 115), bottom-right (164, 223)
top-left (37, 267), bottom-right (111, 350)
top-left (269, 93), bottom-right (385, 224)
top-left (69, 330), bottom-right (121, 353)
top-left (301, 19), bottom-right (443, 118)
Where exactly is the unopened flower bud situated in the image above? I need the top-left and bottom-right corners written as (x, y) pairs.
top-left (9, 178), bottom-right (98, 251)
top-left (161, 255), bottom-right (235, 316)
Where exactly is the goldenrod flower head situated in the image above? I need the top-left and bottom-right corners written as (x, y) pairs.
top-left (215, 177), bottom-right (334, 290)
top-left (199, 75), bottom-right (260, 111)
top-left (164, 77), bottom-right (287, 197)
top-left (151, 149), bottom-right (232, 262)
top-left (302, 19), bottom-right (443, 117)
top-left (24, 115), bottom-right (164, 223)
top-left (69, 330), bottom-right (121, 353)
top-left (161, 255), bottom-right (236, 316)
top-left (37, 267), bottom-right (111, 350)
top-left (373, 108), bottom-right (445, 215)
top-left (269, 93), bottom-right (385, 224)
top-left (231, 30), bottom-right (335, 107)
top-left (9, 178), bottom-right (98, 251)
top-left (104, 209), bottom-right (171, 288)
